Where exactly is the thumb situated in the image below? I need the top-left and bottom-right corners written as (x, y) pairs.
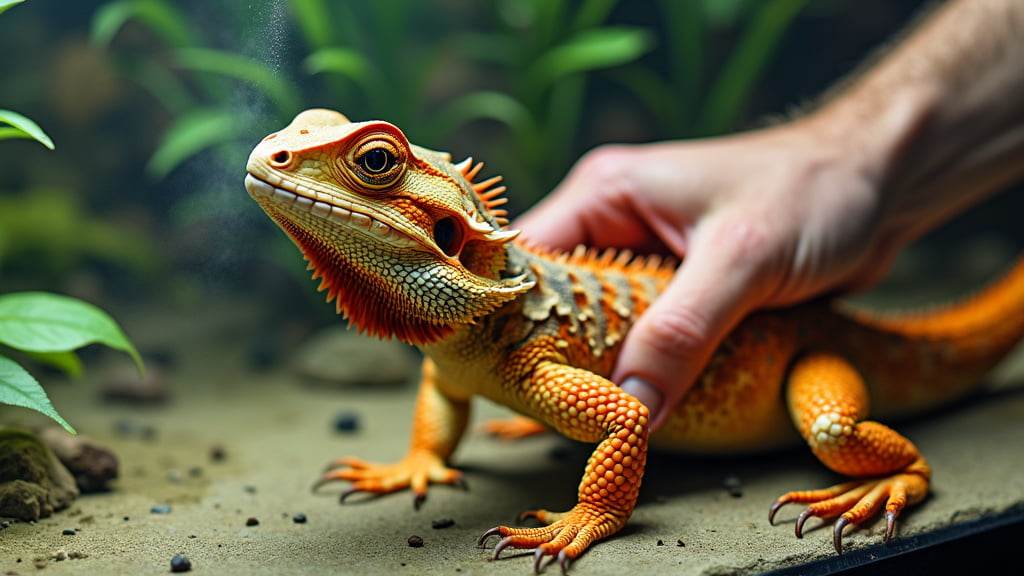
top-left (613, 224), bottom-right (764, 430)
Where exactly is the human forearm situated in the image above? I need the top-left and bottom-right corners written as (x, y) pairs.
top-left (808, 0), bottom-right (1024, 243)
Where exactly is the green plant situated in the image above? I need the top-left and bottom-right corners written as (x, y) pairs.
top-left (0, 292), bottom-right (143, 433)
top-left (0, 109), bottom-right (54, 149)
top-left (90, 0), bottom-right (813, 204)
top-left (0, 0), bottom-right (144, 434)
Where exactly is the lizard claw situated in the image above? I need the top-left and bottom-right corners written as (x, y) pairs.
top-left (884, 510), bottom-right (898, 542)
top-left (478, 526), bottom-right (502, 548)
top-left (339, 487), bottom-right (360, 504)
top-left (795, 507), bottom-right (815, 539)
top-left (833, 515), bottom-right (850, 554)
top-left (771, 463), bottom-right (928, 553)
top-left (557, 549), bottom-right (572, 575)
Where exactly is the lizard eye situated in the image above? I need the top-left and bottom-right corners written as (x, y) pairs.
top-left (350, 137), bottom-right (405, 188)
top-left (360, 148), bottom-right (392, 174)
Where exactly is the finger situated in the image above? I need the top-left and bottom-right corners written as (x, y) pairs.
top-left (515, 145), bottom-right (647, 250)
top-left (514, 188), bottom-right (590, 250)
top-left (614, 220), bottom-right (769, 430)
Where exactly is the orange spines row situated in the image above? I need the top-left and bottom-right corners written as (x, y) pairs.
top-left (455, 157), bottom-right (510, 224)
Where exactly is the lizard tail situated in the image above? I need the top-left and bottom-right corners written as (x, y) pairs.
top-left (839, 256), bottom-right (1024, 418)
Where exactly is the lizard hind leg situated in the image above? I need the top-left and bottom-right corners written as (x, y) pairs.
top-left (770, 352), bottom-right (931, 553)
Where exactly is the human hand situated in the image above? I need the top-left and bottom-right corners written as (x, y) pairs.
top-left (515, 119), bottom-right (908, 430)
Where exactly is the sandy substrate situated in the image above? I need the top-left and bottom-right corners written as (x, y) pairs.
top-left (1, 296), bottom-right (1022, 575)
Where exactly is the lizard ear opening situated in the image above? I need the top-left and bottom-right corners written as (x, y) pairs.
top-left (433, 217), bottom-right (464, 257)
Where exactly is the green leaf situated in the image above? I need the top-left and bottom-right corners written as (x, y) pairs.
top-left (526, 27), bottom-right (655, 94)
top-left (697, 0), bottom-right (808, 135)
top-left (0, 109), bottom-right (55, 150)
top-left (0, 292), bottom-right (143, 375)
top-left (431, 91), bottom-right (538, 144)
top-left (23, 350), bottom-right (82, 379)
top-left (91, 0), bottom-right (196, 48)
top-left (0, 0), bottom-right (25, 17)
top-left (571, 0), bottom-right (619, 31)
top-left (303, 47), bottom-right (372, 85)
top-left (145, 108), bottom-right (240, 179)
top-left (291, 0), bottom-right (334, 49)
top-left (172, 48), bottom-right (301, 115)
top-left (0, 353), bottom-right (75, 434)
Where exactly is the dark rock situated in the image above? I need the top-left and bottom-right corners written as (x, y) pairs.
top-left (0, 429), bottom-right (79, 521)
top-left (332, 411), bottom-right (360, 433)
top-left (99, 358), bottom-right (168, 403)
top-left (170, 554), bottom-right (192, 572)
top-left (38, 427), bottom-right (118, 493)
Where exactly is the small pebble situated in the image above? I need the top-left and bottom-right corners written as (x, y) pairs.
top-left (62, 529), bottom-right (76, 536)
top-left (431, 518), bottom-right (455, 529)
top-left (151, 504), bottom-right (172, 514)
top-left (722, 474), bottom-right (743, 498)
top-left (2, 520), bottom-right (10, 528)
top-left (188, 466), bottom-right (203, 478)
top-left (54, 549), bottom-right (68, 560)
top-left (246, 517), bottom-right (260, 526)
top-left (167, 470), bottom-right (183, 483)
top-left (407, 535), bottom-right (424, 548)
top-left (656, 539), bottom-right (664, 546)
top-left (210, 444), bottom-right (227, 462)
top-left (332, 411), bottom-right (361, 433)
top-left (548, 444), bottom-right (573, 461)
top-left (170, 554), bottom-right (192, 572)
top-left (293, 513), bottom-right (307, 524)
top-left (123, 516), bottom-right (130, 521)
top-left (676, 539), bottom-right (686, 547)
top-left (244, 485), bottom-right (257, 494)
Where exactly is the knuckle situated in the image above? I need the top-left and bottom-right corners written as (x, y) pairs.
top-left (634, 305), bottom-right (711, 358)
top-left (572, 145), bottom-right (636, 189)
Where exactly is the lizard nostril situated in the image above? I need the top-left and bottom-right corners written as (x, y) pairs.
top-left (269, 150), bottom-right (292, 167)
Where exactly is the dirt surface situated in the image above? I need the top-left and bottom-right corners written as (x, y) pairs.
top-left (1, 296), bottom-right (1022, 575)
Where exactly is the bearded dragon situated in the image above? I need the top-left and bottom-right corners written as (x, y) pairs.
top-left (244, 109), bottom-right (1024, 572)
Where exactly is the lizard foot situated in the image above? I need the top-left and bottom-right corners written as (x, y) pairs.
top-left (768, 464), bottom-right (929, 553)
top-left (478, 415), bottom-right (550, 440)
top-left (313, 451), bottom-right (465, 509)
top-left (478, 504), bottom-right (626, 574)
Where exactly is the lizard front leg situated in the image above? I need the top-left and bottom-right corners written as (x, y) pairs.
top-left (315, 359), bottom-right (469, 508)
top-left (770, 352), bottom-right (931, 552)
top-left (479, 353), bottom-right (649, 572)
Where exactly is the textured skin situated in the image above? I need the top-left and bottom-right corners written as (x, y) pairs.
top-left (246, 109), bottom-right (1024, 570)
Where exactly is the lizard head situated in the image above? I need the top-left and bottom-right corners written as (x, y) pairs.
top-left (245, 109), bottom-right (534, 345)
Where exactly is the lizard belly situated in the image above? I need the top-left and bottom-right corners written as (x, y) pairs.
top-left (652, 314), bottom-right (802, 453)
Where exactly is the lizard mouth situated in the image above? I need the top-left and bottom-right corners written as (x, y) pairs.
top-left (244, 173), bottom-right (418, 248)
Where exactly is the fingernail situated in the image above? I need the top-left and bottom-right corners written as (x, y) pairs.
top-left (621, 377), bottom-right (663, 422)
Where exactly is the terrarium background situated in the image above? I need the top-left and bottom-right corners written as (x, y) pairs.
top-left (1, 0), bottom-right (1020, 321)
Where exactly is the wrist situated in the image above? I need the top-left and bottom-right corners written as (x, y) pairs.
top-left (798, 84), bottom-right (940, 233)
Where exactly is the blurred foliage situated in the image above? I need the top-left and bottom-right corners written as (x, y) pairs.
top-left (0, 190), bottom-right (157, 285)
top-left (0, 0), bottom-right (157, 288)
top-left (0, 0), bottom-right (143, 435)
top-left (90, 0), bottom-right (814, 205)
